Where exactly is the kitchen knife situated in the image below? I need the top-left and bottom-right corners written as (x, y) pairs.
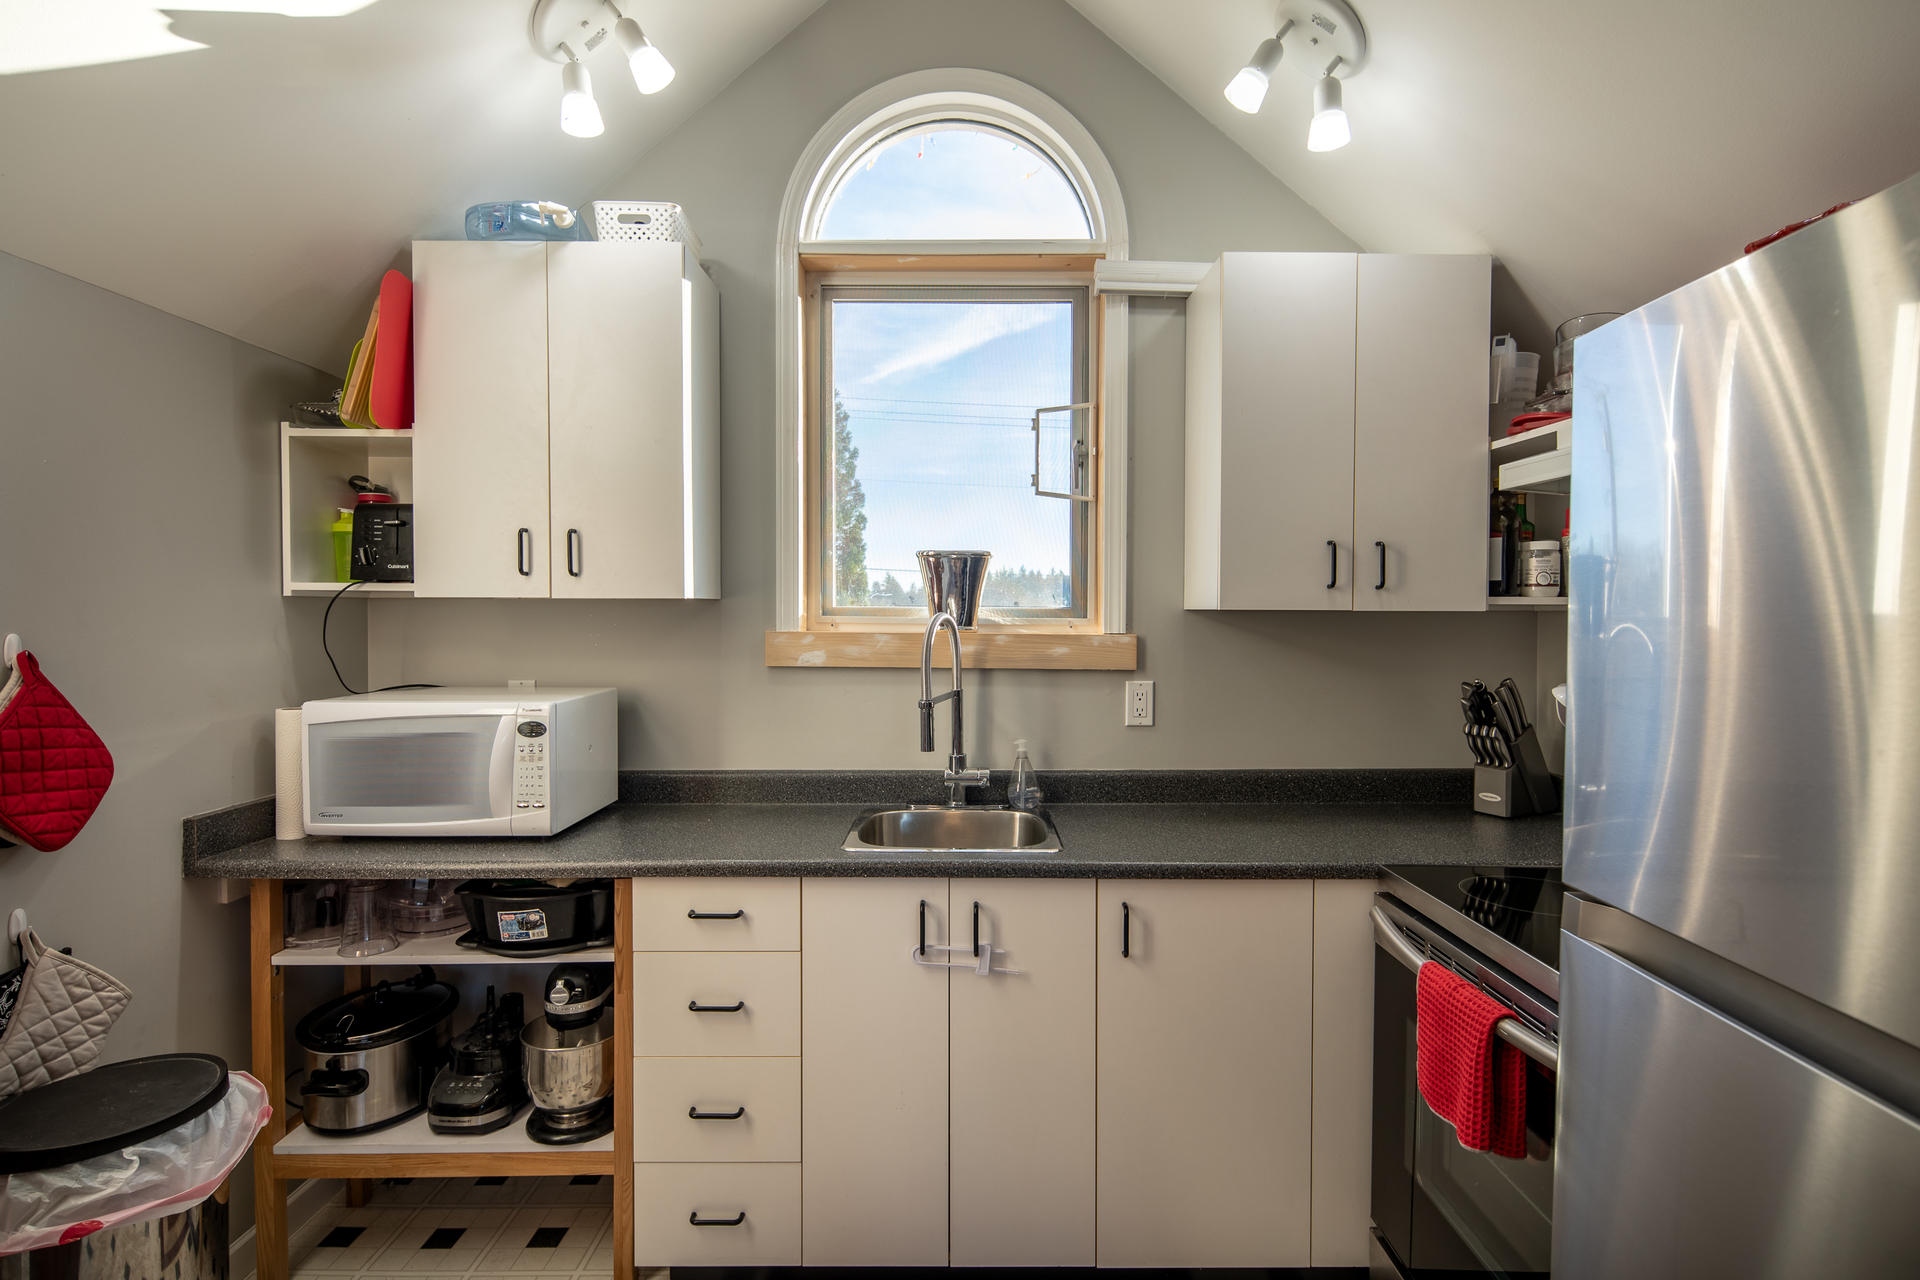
top-left (1497, 679), bottom-right (1530, 732)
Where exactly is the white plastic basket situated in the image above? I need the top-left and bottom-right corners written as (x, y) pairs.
top-left (588, 201), bottom-right (702, 261)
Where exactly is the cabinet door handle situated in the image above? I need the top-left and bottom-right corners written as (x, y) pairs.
top-left (688, 1105), bottom-right (747, 1120)
top-left (517, 528), bottom-right (532, 577)
top-left (918, 899), bottom-right (927, 957)
top-left (1121, 901), bottom-right (1131, 958)
top-left (1375, 541), bottom-right (1387, 590)
top-left (687, 908), bottom-right (745, 920)
top-left (1327, 540), bottom-right (1337, 589)
top-left (972, 900), bottom-right (981, 957)
top-left (689, 1211), bottom-right (747, 1227)
top-left (688, 1000), bottom-right (746, 1013)
top-left (566, 528), bottom-right (582, 577)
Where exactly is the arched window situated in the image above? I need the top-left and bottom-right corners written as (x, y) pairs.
top-left (817, 121), bottom-right (1093, 240)
top-left (771, 71), bottom-right (1133, 657)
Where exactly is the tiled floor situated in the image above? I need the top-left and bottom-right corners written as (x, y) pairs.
top-left (289, 1177), bottom-right (623, 1280)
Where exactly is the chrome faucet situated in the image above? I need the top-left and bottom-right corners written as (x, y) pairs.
top-left (919, 612), bottom-right (989, 807)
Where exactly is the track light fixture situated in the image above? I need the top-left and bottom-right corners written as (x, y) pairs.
top-left (1224, 20), bottom-right (1293, 114)
top-left (559, 53), bottom-right (603, 138)
top-left (612, 14), bottom-right (674, 93)
top-left (530, 0), bottom-right (676, 136)
top-left (1308, 65), bottom-right (1350, 151)
top-left (1221, 1), bottom-right (1367, 152)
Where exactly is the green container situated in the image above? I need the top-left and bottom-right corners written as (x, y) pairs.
top-left (331, 508), bottom-right (355, 582)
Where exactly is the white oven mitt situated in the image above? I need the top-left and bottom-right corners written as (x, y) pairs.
top-left (0, 927), bottom-right (131, 1098)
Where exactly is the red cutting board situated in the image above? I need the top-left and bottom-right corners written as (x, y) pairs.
top-left (371, 270), bottom-right (413, 430)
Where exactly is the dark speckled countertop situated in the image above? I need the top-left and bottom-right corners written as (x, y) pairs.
top-left (183, 770), bottom-right (1563, 880)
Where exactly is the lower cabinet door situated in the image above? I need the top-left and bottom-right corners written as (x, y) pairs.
top-left (632, 1163), bottom-right (800, 1266)
top-left (632, 1057), bottom-right (800, 1162)
top-left (949, 878), bottom-right (1096, 1266)
top-left (1096, 879), bottom-right (1316, 1266)
top-left (802, 878), bottom-right (950, 1266)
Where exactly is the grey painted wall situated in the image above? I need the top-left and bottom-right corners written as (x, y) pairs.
top-left (368, 0), bottom-right (1541, 771)
top-left (0, 250), bottom-right (355, 1235)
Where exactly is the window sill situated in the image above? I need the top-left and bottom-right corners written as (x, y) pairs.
top-left (764, 630), bottom-right (1138, 670)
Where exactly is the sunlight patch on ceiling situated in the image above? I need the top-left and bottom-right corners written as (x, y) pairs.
top-left (0, 0), bottom-right (378, 76)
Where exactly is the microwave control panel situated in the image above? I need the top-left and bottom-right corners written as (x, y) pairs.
top-left (514, 716), bottom-right (549, 812)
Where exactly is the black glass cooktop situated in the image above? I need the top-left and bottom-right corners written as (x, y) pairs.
top-left (1385, 864), bottom-right (1565, 971)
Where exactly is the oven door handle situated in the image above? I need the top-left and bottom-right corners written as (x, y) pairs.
top-left (1371, 904), bottom-right (1559, 1070)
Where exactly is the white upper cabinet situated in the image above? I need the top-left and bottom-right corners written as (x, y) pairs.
top-left (1186, 251), bottom-right (1490, 612)
top-left (412, 240), bottom-right (552, 598)
top-left (412, 238), bottom-right (719, 600)
top-left (1352, 254), bottom-right (1492, 611)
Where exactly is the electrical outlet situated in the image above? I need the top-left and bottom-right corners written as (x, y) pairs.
top-left (1125, 679), bottom-right (1154, 727)
top-left (509, 679), bottom-right (537, 691)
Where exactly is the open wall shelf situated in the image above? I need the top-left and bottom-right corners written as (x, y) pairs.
top-left (281, 424), bottom-right (413, 597)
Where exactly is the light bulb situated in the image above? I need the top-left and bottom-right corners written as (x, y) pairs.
top-left (1308, 74), bottom-right (1350, 151)
top-left (1224, 65), bottom-right (1270, 114)
top-left (560, 59), bottom-right (603, 138)
top-left (614, 17), bottom-right (674, 94)
top-left (1223, 26), bottom-right (1289, 114)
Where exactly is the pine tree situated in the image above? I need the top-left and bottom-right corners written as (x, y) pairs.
top-left (832, 392), bottom-right (869, 604)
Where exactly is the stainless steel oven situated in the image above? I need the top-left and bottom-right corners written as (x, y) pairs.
top-left (1370, 866), bottom-right (1561, 1279)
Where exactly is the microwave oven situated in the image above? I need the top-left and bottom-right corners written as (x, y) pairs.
top-left (301, 687), bottom-right (617, 837)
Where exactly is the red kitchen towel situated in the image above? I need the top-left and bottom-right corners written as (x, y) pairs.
top-left (1417, 961), bottom-right (1527, 1158)
top-left (0, 652), bottom-right (115, 852)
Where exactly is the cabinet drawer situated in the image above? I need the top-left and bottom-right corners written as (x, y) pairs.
top-left (633, 877), bottom-right (800, 951)
top-left (634, 1057), bottom-right (800, 1162)
top-left (634, 952), bottom-right (800, 1056)
top-left (633, 1162), bottom-right (800, 1266)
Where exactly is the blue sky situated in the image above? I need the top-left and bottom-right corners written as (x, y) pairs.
top-left (821, 124), bottom-right (1089, 597)
top-left (819, 123), bottom-right (1091, 240)
top-left (832, 298), bottom-right (1077, 589)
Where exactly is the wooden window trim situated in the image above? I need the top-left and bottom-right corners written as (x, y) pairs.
top-left (791, 254), bottom-right (1126, 658)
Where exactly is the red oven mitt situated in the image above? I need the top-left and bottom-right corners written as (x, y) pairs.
top-left (0, 652), bottom-right (115, 852)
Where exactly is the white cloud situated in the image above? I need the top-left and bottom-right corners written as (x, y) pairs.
top-left (861, 304), bottom-right (1056, 384)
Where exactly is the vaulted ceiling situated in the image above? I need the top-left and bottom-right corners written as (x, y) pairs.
top-left (0, 0), bottom-right (824, 374)
top-left (4, 0), bottom-right (1918, 374)
top-left (1066, 0), bottom-right (1920, 349)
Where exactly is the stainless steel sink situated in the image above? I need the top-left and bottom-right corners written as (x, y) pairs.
top-left (842, 806), bottom-right (1061, 854)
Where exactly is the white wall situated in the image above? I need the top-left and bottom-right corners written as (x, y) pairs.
top-left (366, 0), bottom-right (1540, 772)
top-left (0, 250), bottom-right (358, 1235)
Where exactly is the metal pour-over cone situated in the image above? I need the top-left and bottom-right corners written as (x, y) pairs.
top-left (917, 551), bottom-right (992, 629)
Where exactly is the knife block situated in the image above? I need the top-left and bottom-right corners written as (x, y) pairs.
top-left (1473, 725), bottom-right (1560, 818)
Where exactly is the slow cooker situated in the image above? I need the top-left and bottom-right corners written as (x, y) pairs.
top-left (296, 966), bottom-right (458, 1134)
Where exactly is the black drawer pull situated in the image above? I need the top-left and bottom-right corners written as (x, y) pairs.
top-left (688, 908), bottom-right (745, 920)
top-left (1375, 540), bottom-right (1386, 590)
top-left (1326, 540), bottom-right (1337, 589)
top-left (517, 527), bottom-right (532, 576)
top-left (688, 1000), bottom-right (747, 1013)
top-left (689, 1211), bottom-right (746, 1227)
top-left (689, 1105), bottom-right (747, 1120)
top-left (972, 900), bottom-right (981, 957)
top-left (1121, 901), bottom-right (1131, 958)
top-left (918, 899), bottom-right (927, 956)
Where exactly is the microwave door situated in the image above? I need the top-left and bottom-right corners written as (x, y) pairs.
top-left (305, 712), bottom-right (515, 835)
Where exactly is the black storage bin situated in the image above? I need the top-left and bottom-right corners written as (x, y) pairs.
top-left (454, 880), bottom-right (613, 957)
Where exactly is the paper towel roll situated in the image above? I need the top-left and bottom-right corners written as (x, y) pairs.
top-left (275, 707), bottom-right (305, 840)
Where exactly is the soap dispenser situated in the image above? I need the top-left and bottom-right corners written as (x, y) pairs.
top-left (1009, 740), bottom-right (1044, 812)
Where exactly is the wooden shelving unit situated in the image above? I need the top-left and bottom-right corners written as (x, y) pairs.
top-left (249, 880), bottom-right (633, 1280)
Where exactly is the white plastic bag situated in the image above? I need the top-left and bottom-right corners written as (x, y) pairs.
top-left (0, 1071), bottom-right (270, 1255)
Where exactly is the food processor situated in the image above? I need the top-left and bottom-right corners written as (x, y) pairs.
top-left (427, 987), bottom-right (527, 1136)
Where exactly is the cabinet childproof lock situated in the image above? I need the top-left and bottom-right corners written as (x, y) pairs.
top-left (908, 898), bottom-right (1023, 976)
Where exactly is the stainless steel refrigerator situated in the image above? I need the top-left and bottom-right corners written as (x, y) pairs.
top-left (1561, 169), bottom-right (1920, 1277)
